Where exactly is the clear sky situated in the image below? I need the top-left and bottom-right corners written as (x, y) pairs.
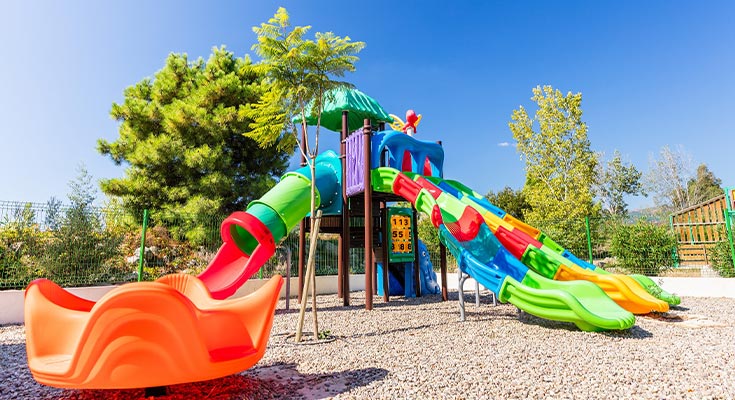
top-left (1, 1), bottom-right (733, 210)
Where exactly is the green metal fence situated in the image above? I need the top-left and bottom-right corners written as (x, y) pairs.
top-left (2, 199), bottom-right (734, 290)
top-left (0, 201), bottom-right (370, 289)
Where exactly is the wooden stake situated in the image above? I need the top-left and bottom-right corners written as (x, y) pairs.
top-left (295, 210), bottom-right (323, 342)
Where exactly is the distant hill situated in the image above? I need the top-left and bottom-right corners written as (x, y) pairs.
top-left (628, 206), bottom-right (668, 223)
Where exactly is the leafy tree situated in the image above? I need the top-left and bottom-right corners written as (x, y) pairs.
top-left (248, 7), bottom-right (364, 342)
top-left (485, 186), bottom-right (531, 222)
top-left (98, 47), bottom-right (290, 230)
top-left (645, 145), bottom-right (721, 212)
top-left (687, 164), bottom-right (723, 204)
top-left (509, 85), bottom-right (599, 250)
top-left (595, 150), bottom-right (645, 217)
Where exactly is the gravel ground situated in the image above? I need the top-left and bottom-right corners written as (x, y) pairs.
top-left (2, 291), bottom-right (734, 400)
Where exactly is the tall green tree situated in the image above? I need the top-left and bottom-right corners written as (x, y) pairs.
top-left (98, 47), bottom-right (289, 224)
top-left (687, 164), bottom-right (723, 204)
top-left (509, 85), bottom-right (599, 250)
top-left (247, 7), bottom-right (364, 341)
top-left (595, 150), bottom-right (645, 217)
top-left (485, 186), bottom-right (532, 222)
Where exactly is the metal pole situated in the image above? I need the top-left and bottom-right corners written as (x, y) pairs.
top-left (440, 242), bottom-right (448, 301)
top-left (286, 247), bottom-right (292, 310)
top-left (670, 215), bottom-right (679, 268)
top-left (724, 210), bottom-right (735, 270)
top-left (137, 209), bottom-right (149, 282)
top-left (412, 207), bottom-right (421, 297)
top-left (585, 216), bottom-right (593, 264)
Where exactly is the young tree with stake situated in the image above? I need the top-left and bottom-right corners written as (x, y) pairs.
top-left (247, 8), bottom-right (364, 342)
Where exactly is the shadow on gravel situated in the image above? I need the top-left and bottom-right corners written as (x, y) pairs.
top-left (514, 312), bottom-right (654, 338)
top-left (49, 363), bottom-right (388, 400)
top-left (601, 325), bottom-right (653, 339)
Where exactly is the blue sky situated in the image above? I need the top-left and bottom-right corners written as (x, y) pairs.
top-left (1, 1), bottom-right (733, 210)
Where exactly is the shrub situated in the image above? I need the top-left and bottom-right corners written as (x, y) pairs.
top-left (710, 239), bottom-right (735, 278)
top-left (0, 204), bottom-right (51, 288)
top-left (611, 220), bottom-right (677, 276)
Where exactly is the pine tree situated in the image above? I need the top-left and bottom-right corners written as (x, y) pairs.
top-left (98, 47), bottom-right (290, 227)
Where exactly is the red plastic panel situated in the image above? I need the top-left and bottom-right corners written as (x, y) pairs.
top-left (392, 172), bottom-right (422, 203)
top-left (415, 176), bottom-right (443, 199)
top-left (494, 225), bottom-right (530, 259)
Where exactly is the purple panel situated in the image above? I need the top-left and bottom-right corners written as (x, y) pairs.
top-left (346, 129), bottom-right (365, 196)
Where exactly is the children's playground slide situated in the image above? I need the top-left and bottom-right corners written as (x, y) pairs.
top-left (371, 166), bottom-right (635, 331)
top-left (24, 152), bottom-right (343, 389)
top-left (435, 179), bottom-right (680, 307)
top-left (421, 177), bottom-right (671, 314)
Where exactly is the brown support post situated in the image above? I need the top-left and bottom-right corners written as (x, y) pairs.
top-left (363, 118), bottom-right (373, 310)
top-left (298, 223), bottom-right (305, 302)
top-left (338, 111), bottom-right (346, 300)
top-left (341, 111), bottom-right (350, 306)
top-left (380, 201), bottom-right (389, 302)
top-left (412, 207), bottom-right (421, 297)
top-left (440, 242), bottom-right (448, 301)
top-left (378, 122), bottom-right (386, 131)
top-left (297, 125), bottom-right (308, 301)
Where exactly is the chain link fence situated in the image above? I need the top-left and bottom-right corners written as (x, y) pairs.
top-left (2, 200), bottom-right (734, 290)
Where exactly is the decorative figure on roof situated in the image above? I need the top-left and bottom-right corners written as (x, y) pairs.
top-left (389, 109), bottom-right (423, 136)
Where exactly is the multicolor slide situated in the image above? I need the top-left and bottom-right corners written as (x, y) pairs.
top-left (24, 151), bottom-right (342, 389)
top-left (436, 179), bottom-right (680, 307)
top-left (419, 177), bottom-right (671, 314)
top-left (371, 166), bottom-right (635, 332)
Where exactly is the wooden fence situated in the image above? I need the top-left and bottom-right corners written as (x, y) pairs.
top-left (670, 195), bottom-right (728, 265)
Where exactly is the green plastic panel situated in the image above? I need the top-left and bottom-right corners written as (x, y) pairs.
top-left (246, 202), bottom-right (287, 243)
top-left (498, 271), bottom-right (636, 332)
top-left (537, 233), bottom-right (565, 253)
top-left (371, 168), bottom-right (398, 193)
top-left (629, 274), bottom-right (681, 306)
top-left (254, 173), bottom-right (316, 231)
top-left (520, 247), bottom-right (562, 279)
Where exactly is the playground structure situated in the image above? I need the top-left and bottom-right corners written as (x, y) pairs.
top-left (24, 88), bottom-right (684, 390)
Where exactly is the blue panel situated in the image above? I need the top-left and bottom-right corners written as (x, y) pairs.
top-left (562, 250), bottom-right (596, 270)
top-left (491, 247), bottom-right (529, 283)
top-left (437, 181), bottom-right (461, 198)
top-left (418, 240), bottom-right (441, 294)
top-left (377, 263), bottom-right (401, 296)
top-left (473, 197), bottom-right (506, 218)
top-left (371, 130), bottom-right (444, 177)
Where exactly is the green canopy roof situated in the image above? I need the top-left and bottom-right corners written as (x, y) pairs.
top-left (293, 87), bottom-right (392, 133)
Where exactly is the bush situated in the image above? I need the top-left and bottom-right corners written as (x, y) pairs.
top-left (710, 239), bottom-right (735, 277)
top-left (611, 220), bottom-right (677, 276)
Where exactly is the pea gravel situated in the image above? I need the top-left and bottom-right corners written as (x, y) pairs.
top-left (2, 291), bottom-right (734, 399)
